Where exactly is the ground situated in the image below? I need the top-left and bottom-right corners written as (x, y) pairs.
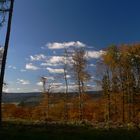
top-left (0, 122), bottom-right (140, 140)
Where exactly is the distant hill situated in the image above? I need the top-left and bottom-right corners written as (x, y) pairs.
top-left (2, 92), bottom-right (42, 103)
top-left (2, 91), bottom-right (102, 106)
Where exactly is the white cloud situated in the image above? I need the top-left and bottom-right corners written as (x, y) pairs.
top-left (41, 56), bottom-right (72, 66)
top-left (8, 65), bottom-right (17, 70)
top-left (40, 63), bottom-right (55, 66)
top-left (46, 41), bottom-right (86, 49)
top-left (66, 75), bottom-right (71, 78)
top-left (30, 54), bottom-right (46, 61)
top-left (46, 67), bottom-right (64, 73)
top-left (25, 63), bottom-right (40, 70)
top-left (36, 81), bottom-right (43, 86)
top-left (17, 88), bottom-right (21, 91)
top-left (3, 88), bottom-right (9, 93)
top-left (43, 76), bottom-right (54, 80)
top-left (41, 62), bottom-right (60, 67)
top-left (17, 79), bottom-right (30, 85)
top-left (33, 88), bottom-right (40, 92)
top-left (36, 80), bottom-right (61, 88)
top-left (20, 69), bottom-right (26, 72)
top-left (89, 64), bottom-right (96, 67)
top-left (50, 84), bottom-right (78, 92)
top-left (49, 56), bottom-right (64, 64)
top-left (3, 87), bottom-right (21, 93)
top-left (52, 82), bottom-right (63, 86)
top-left (86, 50), bottom-right (105, 59)
top-left (40, 56), bottom-right (65, 67)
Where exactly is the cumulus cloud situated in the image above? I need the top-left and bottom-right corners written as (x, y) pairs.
top-left (25, 63), bottom-right (40, 70)
top-left (41, 62), bottom-right (61, 67)
top-left (46, 67), bottom-right (64, 73)
top-left (40, 63), bottom-right (55, 66)
top-left (86, 50), bottom-right (105, 59)
top-left (30, 54), bottom-right (46, 61)
top-left (49, 56), bottom-right (64, 64)
top-left (17, 79), bottom-right (30, 85)
top-left (41, 56), bottom-right (72, 66)
top-left (46, 41), bottom-right (86, 49)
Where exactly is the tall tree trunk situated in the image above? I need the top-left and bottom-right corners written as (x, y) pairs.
top-left (119, 68), bottom-right (125, 123)
top-left (63, 48), bottom-right (69, 121)
top-left (107, 70), bottom-right (111, 123)
top-left (64, 67), bottom-right (68, 121)
top-left (122, 91), bottom-right (125, 123)
top-left (107, 93), bottom-right (111, 122)
top-left (81, 81), bottom-right (85, 119)
top-left (0, 0), bottom-right (14, 127)
top-left (46, 92), bottom-right (49, 119)
top-left (78, 80), bottom-right (82, 121)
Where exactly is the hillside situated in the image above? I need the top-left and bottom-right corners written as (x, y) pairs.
top-left (2, 91), bottom-right (102, 105)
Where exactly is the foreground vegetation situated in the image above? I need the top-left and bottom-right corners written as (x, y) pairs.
top-left (0, 122), bottom-right (140, 140)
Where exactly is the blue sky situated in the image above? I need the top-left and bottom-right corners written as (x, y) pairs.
top-left (1, 0), bottom-right (140, 92)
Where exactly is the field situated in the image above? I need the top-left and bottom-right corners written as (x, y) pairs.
top-left (0, 123), bottom-right (140, 140)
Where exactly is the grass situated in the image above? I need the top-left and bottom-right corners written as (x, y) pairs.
top-left (0, 122), bottom-right (140, 140)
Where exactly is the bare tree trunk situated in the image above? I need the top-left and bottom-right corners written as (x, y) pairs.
top-left (122, 91), bottom-right (125, 123)
top-left (0, 0), bottom-right (14, 127)
top-left (106, 70), bottom-right (111, 123)
top-left (46, 84), bottom-right (52, 120)
top-left (81, 81), bottom-right (85, 119)
top-left (64, 68), bottom-right (68, 121)
top-left (119, 68), bottom-right (125, 123)
top-left (63, 48), bottom-right (69, 121)
top-left (107, 93), bottom-right (111, 122)
top-left (46, 92), bottom-right (49, 119)
top-left (78, 80), bottom-right (82, 121)
top-left (132, 92), bottom-right (135, 121)
top-left (114, 93), bottom-right (117, 121)
top-left (72, 48), bottom-right (89, 121)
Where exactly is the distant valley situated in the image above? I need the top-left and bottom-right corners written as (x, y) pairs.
top-left (2, 91), bottom-right (102, 105)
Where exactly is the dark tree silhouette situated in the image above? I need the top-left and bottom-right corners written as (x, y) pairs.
top-left (0, 0), bottom-right (14, 126)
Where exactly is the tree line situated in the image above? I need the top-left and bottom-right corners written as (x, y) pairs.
top-left (99, 44), bottom-right (140, 124)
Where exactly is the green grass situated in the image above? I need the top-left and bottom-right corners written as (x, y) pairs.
top-left (0, 123), bottom-right (140, 140)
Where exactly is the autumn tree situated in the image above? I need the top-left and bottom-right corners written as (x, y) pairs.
top-left (99, 44), bottom-right (140, 124)
top-left (63, 48), bottom-right (69, 121)
top-left (40, 76), bottom-right (52, 120)
top-left (72, 47), bottom-right (90, 120)
top-left (41, 77), bottom-right (47, 93)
